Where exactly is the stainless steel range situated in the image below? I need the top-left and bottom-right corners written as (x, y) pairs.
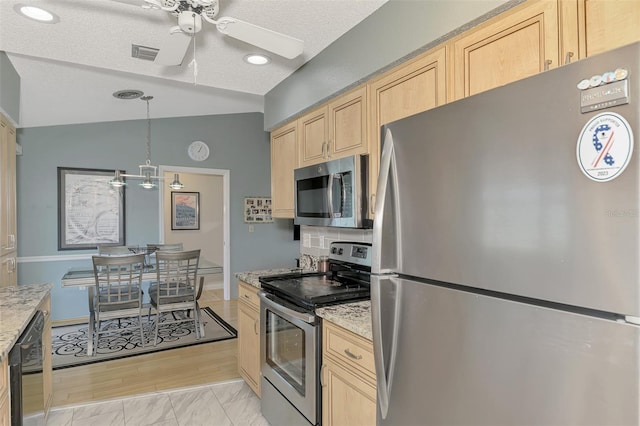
top-left (258, 241), bottom-right (372, 426)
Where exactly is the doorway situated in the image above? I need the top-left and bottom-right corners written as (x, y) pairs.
top-left (158, 165), bottom-right (231, 300)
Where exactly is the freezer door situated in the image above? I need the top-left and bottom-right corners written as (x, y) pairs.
top-left (371, 275), bottom-right (640, 426)
top-left (379, 42), bottom-right (640, 316)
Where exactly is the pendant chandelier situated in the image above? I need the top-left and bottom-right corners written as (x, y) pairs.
top-left (109, 95), bottom-right (184, 190)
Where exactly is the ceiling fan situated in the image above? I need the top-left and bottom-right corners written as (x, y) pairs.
top-left (139, 0), bottom-right (305, 66)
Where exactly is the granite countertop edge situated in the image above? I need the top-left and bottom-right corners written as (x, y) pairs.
top-left (235, 268), bottom-right (372, 341)
top-left (317, 301), bottom-right (372, 341)
top-left (0, 283), bottom-right (53, 361)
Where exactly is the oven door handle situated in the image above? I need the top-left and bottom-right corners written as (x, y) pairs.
top-left (258, 291), bottom-right (316, 324)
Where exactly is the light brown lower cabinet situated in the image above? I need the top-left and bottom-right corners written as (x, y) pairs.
top-left (322, 320), bottom-right (376, 426)
top-left (1, 357), bottom-right (8, 426)
top-left (237, 281), bottom-right (261, 397)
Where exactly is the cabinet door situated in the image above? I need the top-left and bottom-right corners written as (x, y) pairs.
top-left (298, 106), bottom-right (328, 167)
top-left (0, 357), bottom-right (8, 426)
top-left (322, 360), bottom-right (376, 426)
top-left (238, 301), bottom-right (261, 396)
top-left (368, 47), bottom-right (447, 218)
top-left (0, 116), bottom-right (16, 258)
top-left (0, 254), bottom-right (16, 287)
top-left (270, 121), bottom-right (298, 218)
top-left (328, 86), bottom-right (368, 159)
top-left (451, 0), bottom-right (559, 100)
top-left (579, 0), bottom-right (640, 57)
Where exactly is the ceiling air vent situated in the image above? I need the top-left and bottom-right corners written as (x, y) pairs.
top-left (131, 44), bottom-right (159, 61)
top-left (112, 90), bottom-right (144, 100)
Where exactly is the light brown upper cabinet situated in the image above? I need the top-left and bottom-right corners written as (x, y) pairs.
top-left (578, 0), bottom-right (640, 58)
top-left (270, 121), bottom-right (298, 219)
top-left (450, 0), bottom-right (560, 101)
top-left (367, 47), bottom-right (447, 217)
top-left (299, 86), bottom-right (368, 167)
top-left (0, 114), bottom-right (17, 287)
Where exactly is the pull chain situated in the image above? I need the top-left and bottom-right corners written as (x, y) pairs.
top-left (188, 13), bottom-right (198, 85)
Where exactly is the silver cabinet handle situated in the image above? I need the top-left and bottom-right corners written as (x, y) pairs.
top-left (370, 193), bottom-right (376, 215)
top-left (320, 363), bottom-right (326, 387)
top-left (244, 294), bottom-right (251, 299)
top-left (565, 52), bottom-right (574, 65)
top-left (322, 141), bottom-right (327, 158)
top-left (544, 59), bottom-right (552, 71)
top-left (344, 348), bottom-right (363, 360)
top-left (326, 140), bottom-right (331, 158)
top-left (253, 318), bottom-right (258, 335)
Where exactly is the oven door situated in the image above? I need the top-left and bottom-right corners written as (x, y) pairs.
top-left (259, 291), bottom-right (319, 425)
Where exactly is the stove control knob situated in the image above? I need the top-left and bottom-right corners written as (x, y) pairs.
top-left (338, 248), bottom-right (344, 255)
top-left (331, 247), bottom-right (337, 254)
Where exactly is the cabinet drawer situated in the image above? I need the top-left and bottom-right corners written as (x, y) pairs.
top-left (238, 281), bottom-right (260, 309)
top-left (323, 321), bottom-right (375, 380)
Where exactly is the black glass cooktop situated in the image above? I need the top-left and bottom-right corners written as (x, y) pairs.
top-left (259, 271), bottom-right (370, 311)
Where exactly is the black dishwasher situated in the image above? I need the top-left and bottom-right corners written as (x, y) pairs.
top-left (8, 311), bottom-right (45, 426)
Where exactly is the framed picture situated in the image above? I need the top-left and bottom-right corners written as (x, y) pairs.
top-left (244, 197), bottom-right (273, 223)
top-left (58, 167), bottom-right (126, 250)
top-left (172, 192), bottom-right (200, 230)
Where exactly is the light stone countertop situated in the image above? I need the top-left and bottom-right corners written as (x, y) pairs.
top-left (316, 301), bottom-right (372, 341)
top-left (235, 268), bottom-right (309, 288)
top-left (0, 283), bottom-right (52, 361)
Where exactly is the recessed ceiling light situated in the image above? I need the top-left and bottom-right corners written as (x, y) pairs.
top-left (244, 54), bottom-right (271, 65)
top-left (15, 5), bottom-right (59, 23)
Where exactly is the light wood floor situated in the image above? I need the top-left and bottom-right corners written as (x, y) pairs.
top-left (51, 289), bottom-right (240, 408)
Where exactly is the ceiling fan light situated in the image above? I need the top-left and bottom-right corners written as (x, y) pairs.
top-left (169, 174), bottom-right (184, 190)
top-left (244, 54), bottom-right (271, 65)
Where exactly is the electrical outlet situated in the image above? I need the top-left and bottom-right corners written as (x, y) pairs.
top-left (249, 225), bottom-right (255, 233)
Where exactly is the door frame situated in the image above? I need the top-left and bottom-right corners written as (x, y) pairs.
top-left (158, 165), bottom-right (231, 300)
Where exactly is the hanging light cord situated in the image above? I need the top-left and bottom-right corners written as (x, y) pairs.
top-left (188, 13), bottom-right (198, 85)
top-left (145, 97), bottom-right (152, 166)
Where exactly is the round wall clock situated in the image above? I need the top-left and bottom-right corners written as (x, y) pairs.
top-left (188, 141), bottom-right (210, 161)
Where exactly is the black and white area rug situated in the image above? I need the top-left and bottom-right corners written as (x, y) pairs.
top-left (50, 307), bottom-right (237, 369)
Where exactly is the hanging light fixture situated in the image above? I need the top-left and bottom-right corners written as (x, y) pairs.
top-left (109, 95), bottom-right (184, 190)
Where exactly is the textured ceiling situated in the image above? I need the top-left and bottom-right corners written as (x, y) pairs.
top-left (0, 0), bottom-right (387, 127)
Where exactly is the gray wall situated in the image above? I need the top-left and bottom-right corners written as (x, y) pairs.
top-left (0, 51), bottom-right (20, 123)
top-left (264, 0), bottom-right (518, 130)
top-left (16, 112), bottom-right (300, 320)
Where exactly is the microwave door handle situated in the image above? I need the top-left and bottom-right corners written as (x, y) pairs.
top-left (327, 173), bottom-right (336, 218)
top-left (339, 174), bottom-right (346, 216)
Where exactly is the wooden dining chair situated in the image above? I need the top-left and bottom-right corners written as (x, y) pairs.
top-left (89, 253), bottom-right (146, 356)
top-left (148, 249), bottom-right (201, 346)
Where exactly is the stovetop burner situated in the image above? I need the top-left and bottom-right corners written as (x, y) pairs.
top-left (259, 242), bottom-right (372, 311)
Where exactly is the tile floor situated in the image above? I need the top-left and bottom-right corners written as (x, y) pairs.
top-left (44, 379), bottom-right (269, 426)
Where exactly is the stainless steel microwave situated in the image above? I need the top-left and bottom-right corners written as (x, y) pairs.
top-left (294, 155), bottom-right (370, 228)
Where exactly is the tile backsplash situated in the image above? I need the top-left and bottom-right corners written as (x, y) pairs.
top-left (299, 226), bottom-right (373, 257)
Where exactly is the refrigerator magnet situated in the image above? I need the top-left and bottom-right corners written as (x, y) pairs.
top-left (576, 112), bottom-right (633, 182)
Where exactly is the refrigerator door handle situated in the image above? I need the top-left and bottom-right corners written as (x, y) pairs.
top-left (371, 276), bottom-right (401, 420)
top-left (373, 128), bottom-right (400, 274)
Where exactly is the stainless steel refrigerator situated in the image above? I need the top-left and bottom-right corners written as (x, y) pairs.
top-left (371, 42), bottom-right (640, 426)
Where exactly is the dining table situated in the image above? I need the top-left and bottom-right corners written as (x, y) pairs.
top-left (61, 258), bottom-right (223, 356)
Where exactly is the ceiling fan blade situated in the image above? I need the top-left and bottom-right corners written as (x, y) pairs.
top-left (215, 17), bottom-right (304, 60)
top-left (154, 28), bottom-right (193, 66)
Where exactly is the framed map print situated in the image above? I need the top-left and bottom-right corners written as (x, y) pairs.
top-left (58, 167), bottom-right (126, 250)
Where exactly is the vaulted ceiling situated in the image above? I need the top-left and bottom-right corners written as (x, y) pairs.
top-left (0, 0), bottom-right (388, 127)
